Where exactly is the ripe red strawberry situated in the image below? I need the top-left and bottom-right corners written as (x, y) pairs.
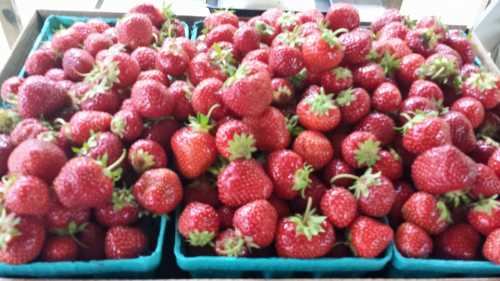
top-left (462, 72), bottom-right (500, 109)
top-left (157, 42), bottom-right (189, 77)
top-left (116, 13), bottom-right (153, 49)
top-left (373, 38), bottom-right (411, 60)
top-left (356, 112), bottom-right (396, 146)
top-left (62, 48), bottom-right (94, 81)
top-left (91, 51), bottom-right (140, 89)
top-left (302, 29), bottom-right (344, 74)
top-left (233, 25), bottom-right (260, 55)
top-left (397, 53), bottom-right (425, 85)
top-left (479, 112), bottom-right (500, 140)
top-left (267, 149), bottom-right (312, 200)
top-left (1, 76), bottom-right (23, 101)
top-left (78, 85), bottom-right (121, 114)
top-left (17, 75), bottom-right (69, 119)
top-left (289, 176), bottom-right (327, 213)
top-left (45, 68), bottom-right (66, 81)
top-left (70, 22), bottom-right (97, 43)
top-left (372, 82), bottom-right (402, 113)
top-left (0, 135), bottom-right (14, 175)
top-left (436, 223), bottom-right (480, 260)
top-left (320, 187), bottom-right (357, 228)
top-left (215, 119), bottom-right (256, 161)
top-left (52, 28), bottom-right (81, 54)
top-left (218, 159), bottom-right (273, 206)
top-left (377, 22), bottom-right (409, 41)
top-left (132, 168), bottom-right (182, 214)
top-left (62, 110), bottom-right (112, 145)
top-left (128, 139), bottom-right (167, 173)
top-left (179, 202), bottom-right (220, 247)
top-left (442, 111), bottom-right (476, 153)
top-left (42, 235), bottom-right (79, 261)
top-left (471, 138), bottom-right (498, 164)
top-left (95, 188), bottom-right (139, 227)
top-left (276, 199), bottom-right (335, 258)
top-left (188, 53), bottom-right (228, 86)
top-left (471, 164), bottom-right (500, 198)
top-left (84, 33), bottom-right (113, 57)
top-left (233, 200), bottom-right (277, 248)
top-left (488, 148), bottom-right (500, 177)
top-left (75, 132), bottom-right (123, 164)
top-left (402, 191), bottom-right (451, 235)
top-left (111, 110), bottom-right (143, 142)
top-left (78, 223), bottom-right (105, 260)
top-left (191, 78), bottom-right (227, 121)
top-left (341, 131), bottom-right (380, 169)
top-left (269, 44), bottom-right (304, 78)
top-left (451, 97), bottom-right (485, 129)
top-left (353, 63), bottom-right (385, 91)
top-left (399, 97), bottom-right (439, 121)
top-left (131, 79), bottom-right (174, 119)
top-left (401, 112), bottom-right (452, 154)
top-left (483, 228), bottom-right (500, 264)
top-left (105, 226), bottom-right (147, 259)
top-left (395, 222), bottom-right (433, 258)
top-left (205, 24), bottom-right (236, 47)
top-left (349, 216), bottom-right (393, 258)
top-left (408, 79), bottom-right (444, 102)
top-left (24, 49), bottom-right (57, 76)
top-left (336, 87), bottom-right (371, 124)
top-left (446, 31), bottom-right (474, 64)
top-left (243, 107), bottom-right (290, 152)
top-left (418, 53), bottom-right (459, 86)
top-left (221, 64), bottom-right (272, 117)
top-left (339, 29), bottom-right (371, 65)
top-left (372, 149), bottom-right (403, 181)
top-left (467, 196), bottom-right (500, 236)
top-left (389, 181), bottom-right (415, 225)
top-left (143, 119), bottom-right (180, 149)
top-left (405, 28), bottom-right (439, 57)
top-left (293, 130), bottom-right (333, 169)
top-left (169, 80), bottom-right (194, 121)
top-left (322, 159), bottom-right (354, 187)
top-left (326, 3), bottom-right (359, 31)
top-left (296, 88), bottom-right (341, 131)
top-left (2, 174), bottom-right (49, 216)
top-left (214, 228), bottom-right (248, 257)
top-left (8, 139), bottom-right (67, 183)
top-left (45, 192), bottom-right (90, 231)
top-left (131, 47), bottom-right (158, 71)
top-left (271, 78), bottom-right (294, 106)
top-left (412, 145), bottom-right (477, 195)
top-left (371, 8), bottom-right (402, 32)
top-left (129, 3), bottom-right (164, 27)
top-left (183, 178), bottom-right (220, 207)
top-left (0, 212), bottom-right (45, 264)
top-left (320, 67), bottom-right (353, 93)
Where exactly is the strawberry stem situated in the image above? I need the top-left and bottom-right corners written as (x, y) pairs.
top-left (289, 197), bottom-right (326, 241)
top-left (348, 168), bottom-right (382, 199)
top-left (187, 231), bottom-right (215, 247)
top-left (227, 133), bottom-right (256, 161)
top-left (187, 104), bottom-right (218, 133)
top-left (354, 139), bottom-right (381, 167)
top-left (293, 164), bottom-right (313, 198)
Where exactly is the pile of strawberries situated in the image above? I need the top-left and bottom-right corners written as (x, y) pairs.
top-left (0, 0), bottom-right (498, 271)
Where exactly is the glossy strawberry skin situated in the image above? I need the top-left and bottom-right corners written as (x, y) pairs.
top-left (436, 223), bottom-right (480, 260)
top-left (302, 33), bottom-right (344, 74)
top-left (4, 175), bottom-right (49, 216)
top-left (243, 107), bottom-right (290, 152)
top-left (403, 117), bottom-right (452, 155)
top-left (80, 132), bottom-right (123, 164)
top-left (169, 80), bottom-right (194, 121)
top-left (62, 48), bottom-right (94, 81)
top-left (79, 87), bottom-right (121, 114)
top-left (24, 49), bottom-right (57, 76)
top-left (320, 67), bottom-right (353, 93)
top-left (0, 216), bottom-right (46, 264)
top-left (179, 202), bottom-right (220, 241)
top-left (372, 150), bottom-right (403, 181)
top-left (357, 174), bottom-right (396, 218)
top-left (111, 110), bottom-right (144, 142)
top-left (339, 29), bottom-right (371, 65)
top-left (396, 222), bottom-right (433, 258)
top-left (451, 97), bottom-right (485, 129)
top-left (191, 78), bottom-right (227, 121)
top-left (131, 79), bottom-right (174, 119)
top-left (17, 75), bottom-right (69, 119)
top-left (397, 53), bottom-right (425, 85)
top-left (322, 159), bottom-right (354, 187)
top-left (353, 63), bottom-right (385, 92)
top-left (341, 131), bottom-right (378, 169)
top-left (64, 110), bottom-right (112, 145)
top-left (326, 3), bottom-right (359, 31)
top-left (483, 229), bottom-right (500, 264)
top-left (157, 46), bottom-right (189, 77)
top-left (95, 203), bottom-right (139, 227)
top-left (233, 25), bottom-right (260, 55)
top-left (349, 216), bottom-right (393, 258)
top-left (131, 47), bottom-right (158, 71)
top-left (402, 192), bottom-right (450, 235)
top-left (442, 111), bottom-right (476, 153)
top-left (267, 150), bottom-right (306, 200)
top-left (356, 113), bottom-right (396, 146)
top-left (84, 33), bottom-right (113, 57)
top-left (321, 187), bottom-right (357, 228)
top-left (42, 236), bottom-right (79, 261)
top-left (293, 130), bottom-right (333, 170)
top-left (389, 181), bottom-right (415, 225)
top-left (467, 204), bottom-right (500, 236)
top-left (372, 82), bottom-right (402, 113)
top-left (471, 164), bottom-right (500, 198)
top-left (104, 226), bottom-right (147, 259)
top-left (269, 45), bottom-right (304, 78)
top-left (371, 8), bottom-right (402, 32)
top-left (233, 200), bottom-right (278, 248)
top-left (116, 13), bottom-right (153, 49)
top-left (128, 139), bottom-right (167, 173)
top-left (188, 53), bottom-right (227, 86)
top-left (337, 88), bottom-right (371, 124)
top-left (1, 76), bottom-right (23, 100)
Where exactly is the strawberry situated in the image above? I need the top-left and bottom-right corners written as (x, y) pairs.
top-left (373, 38), bottom-right (411, 61)
top-left (218, 159), bottom-right (273, 206)
top-left (372, 149), bottom-right (403, 181)
top-left (462, 72), bottom-right (500, 109)
top-left (402, 191), bottom-right (451, 235)
top-left (42, 235), bottom-right (79, 261)
top-left (320, 187), bottom-right (357, 228)
top-left (372, 82), bottom-right (402, 113)
top-left (436, 223), bottom-right (480, 260)
top-left (132, 168), bottom-right (182, 214)
top-left (95, 188), bottom-right (139, 227)
top-left (356, 112), bottom-right (396, 146)
top-left (169, 80), bottom-right (194, 121)
top-left (488, 148), bottom-right (500, 177)
top-left (62, 48), bottom-right (95, 81)
top-left (1, 76), bottom-right (23, 101)
top-left (179, 202), bottom-right (220, 247)
top-left (70, 22), bottom-right (97, 43)
top-left (131, 79), bottom-right (174, 119)
top-left (74, 132), bottom-right (123, 164)
top-left (389, 181), bottom-right (415, 225)
top-left (293, 130), bottom-right (333, 169)
top-left (2, 174), bottom-right (49, 216)
top-left (442, 111), bottom-right (476, 153)
top-left (129, 3), bottom-right (164, 27)
top-left (302, 28), bottom-right (344, 74)
top-left (90, 51), bottom-right (140, 89)
top-left (339, 29), bottom-right (371, 65)
top-left (45, 68), bottom-right (66, 81)
top-left (297, 9), bottom-right (323, 24)
top-left (24, 49), bottom-right (57, 76)
top-left (399, 97), bottom-right (439, 121)
top-left (0, 135), bottom-right (13, 175)
top-left (17, 75), bottom-right (69, 119)
top-left (52, 28), bottom-right (81, 54)
top-left (400, 111), bottom-right (452, 154)
top-left (471, 164), bottom-right (500, 198)
top-left (446, 31), bottom-right (474, 64)
top-left (233, 25), bottom-right (261, 55)
top-left (341, 131), bottom-right (380, 169)
top-left (78, 86), bottom-right (121, 114)
top-left (104, 226), bottom-right (147, 259)
top-left (320, 67), bottom-right (353, 93)
top-left (243, 107), bottom-right (290, 152)
top-left (371, 8), bottom-right (402, 32)
top-left (408, 79), bottom-right (444, 102)
top-left (157, 42), bottom-right (189, 77)
top-left (77, 222), bottom-right (105, 260)
top-left (353, 63), bottom-right (385, 91)
top-left (451, 97), bottom-right (485, 129)
top-left (395, 222), bottom-right (433, 258)
top-left (412, 145), bottom-right (477, 195)
top-left (397, 53), bottom-right (425, 85)
top-left (116, 13), bottom-right (153, 49)
top-left (221, 64), bottom-right (272, 117)
top-left (188, 53), bottom-right (228, 86)
top-left (479, 112), bottom-right (500, 140)
top-left (467, 196), bottom-right (500, 236)
top-left (377, 22), bottom-right (409, 41)
top-left (45, 192), bottom-right (90, 231)
top-left (289, 176), bottom-right (327, 213)
top-left (191, 78), bottom-right (227, 121)
top-left (10, 118), bottom-right (47, 146)
top-left (405, 28), bottom-right (439, 57)
top-left (337, 88), bottom-right (371, 125)
top-left (233, 199), bottom-right (277, 248)
top-left (131, 47), bottom-right (158, 71)
top-left (471, 138), bottom-right (499, 164)
top-left (205, 24), bottom-right (236, 47)
top-left (322, 159), bottom-right (354, 187)
top-left (183, 178), bottom-right (220, 207)
top-left (103, 28), bottom-right (118, 43)
top-left (214, 228), bottom-right (248, 257)
top-left (128, 139), bottom-right (167, 173)
top-left (215, 119), bottom-right (256, 161)
top-left (296, 88), bottom-right (341, 131)
top-left (111, 110), bottom-right (143, 142)
top-left (276, 199), bottom-right (335, 258)
top-left (87, 18), bottom-right (110, 32)
top-left (269, 44), bottom-right (304, 77)
top-left (63, 110), bottom-right (112, 145)
top-left (483, 228), bottom-right (500, 264)
top-left (0, 211), bottom-right (45, 264)
top-left (418, 53), bottom-right (459, 86)
top-left (326, 3), bottom-right (359, 31)
top-left (267, 149), bottom-right (312, 200)
top-left (271, 78), bottom-right (294, 106)
top-left (84, 33), bottom-right (113, 57)
top-left (8, 139), bottom-right (67, 183)
top-left (435, 43), bottom-right (463, 67)
top-left (349, 216), bottom-right (393, 258)
top-left (143, 119), bottom-right (180, 149)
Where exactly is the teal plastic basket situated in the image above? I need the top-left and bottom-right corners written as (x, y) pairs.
top-left (173, 210), bottom-right (392, 278)
top-left (191, 21), bottom-right (203, 40)
top-left (389, 244), bottom-right (500, 278)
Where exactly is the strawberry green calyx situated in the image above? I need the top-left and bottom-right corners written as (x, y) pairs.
top-left (0, 208), bottom-right (20, 250)
top-left (379, 52), bottom-right (400, 76)
top-left (227, 133), bottom-right (256, 161)
top-left (0, 109), bottom-right (20, 134)
top-left (466, 72), bottom-right (498, 91)
top-left (224, 65), bottom-right (249, 88)
top-left (306, 88), bottom-right (336, 116)
top-left (188, 231), bottom-right (216, 247)
top-left (85, 60), bottom-right (120, 90)
top-left (442, 190), bottom-right (470, 208)
top-left (399, 110), bottom-right (439, 133)
top-left (333, 67), bottom-right (352, 80)
top-left (273, 86), bottom-right (293, 100)
top-left (421, 28), bottom-right (439, 49)
top-left (418, 55), bottom-right (458, 84)
top-left (254, 20), bottom-right (275, 36)
top-left (290, 197), bottom-right (326, 241)
top-left (210, 43), bottom-right (237, 77)
top-left (112, 188), bottom-right (137, 211)
top-left (188, 112), bottom-right (216, 134)
top-left (37, 130), bottom-right (58, 143)
top-left (208, 156), bottom-right (229, 176)
top-left (349, 168), bottom-right (382, 199)
top-left (131, 149), bottom-right (156, 172)
top-left (278, 11), bottom-right (298, 30)
top-left (472, 195), bottom-right (500, 214)
top-left (220, 232), bottom-right (247, 257)
top-left (320, 27), bottom-right (347, 48)
top-left (73, 132), bottom-right (100, 156)
top-left (293, 164), bottom-right (313, 197)
top-left (289, 68), bottom-right (308, 88)
top-left (355, 139), bottom-right (381, 167)
top-left (111, 117), bottom-right (126, 138)
top-left (275, 28), bottom-right (302, 48)
top-left (436, 200), bottom-right (453, 224)
top-left (100, 149), bottom-right (127, 183)
top-left (336, 88), bottom-right (356, 107)
top-left (52, 221), bottom-right (86, 237)
top-left (286, 115), bottom-right (304, 137)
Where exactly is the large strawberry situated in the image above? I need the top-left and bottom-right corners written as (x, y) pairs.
top-left (179, 202), bottom-right (220, 247)
top-left (132, 168), bottom-right (182, 214)
top-left (462, 71), bottom-right (500, 109)
top-left (302, 27), bottom-right (344, 73)
top-left (402, 191), bottom-right (451, 235)
top-left (62, 110), bottom-right (112, 145)
top-left (296, 87), bottom-right (341, 132)
top-left (233, 200), bottom-right (277, 248)
top-left (17, 75), bottom-right (69, 119)
top-left (116, 13), bottom-right (153, 49)
top-left (349, 216), bottom-right (393, 258)
top-left (435, 223), bottom-right (480, 260)
top-left (131, 79), bottom-right (174, 119)
top-left (400, 111), bottom-right (452, 154)
top-left (267, 149), bottom-right (312, 200)
top-left (242, 107), bottom-right (290, 152)
top-left (217, 159), bottom-right (273, 206)
top-left (2, 174), bottom-right (49, 216)
top-left (320, 187), bottom-right (357, 228)
top-left (395, 222), bottom-right (433, 258)
top-left (104, 226), bottom-right (147, 259)
top-left (411, 145), bottom-right (477, 195)
top-left (341, 131), bottom-right (380, 169)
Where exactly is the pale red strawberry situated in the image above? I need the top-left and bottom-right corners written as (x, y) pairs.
top-left (349, 216), bottom-right (393, 258)
top-left (214, 228), bottom-right (248, 257)
top-left (116, 13), bottom-right (153, 49)
top-left (483, 228), bottom-right (500, 264)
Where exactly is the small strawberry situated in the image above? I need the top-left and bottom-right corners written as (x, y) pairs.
top-left (74, 132), bottom-right (123, 164)
top-left (205, 24), bottom-right (236, 47)
top-left (17, 75), bottom-right (69, 119)
top-left (215, 119), bottom-right (256, 161)
top-left (71, 22), bottom-right (97, 43)
top-left (88, 18), bottom-right (110, 32)
top-left (373, 38), bottom-right (411, 60)
top-left (131, 79), bottom-right (174, 119)
top-left (353, 63), bottom-right (385, 91)
top-left (45, 192), bottom-right (90, 231)
top-left (322, 159), bottom-right (354, 187)
top-left (191, 78), bottom-right (227, 121)
top-left (397, 53), bottom-right (425, 85)
top-left (62, 48), bottom-right (95, 81)
top-left (104, 226), bottom-right (147, 259)
top-left (483, 228), bottom-right (500, 264)
top-left (95, 188), bottom-right (139, 227)
top-left (214, 228), bottom-right (248, 257)
top-left (462, 71), bottom-right (500, 109)
top-left (436, 223), bottom-right (480, 260)
top-left (243, 107), bottom-right (290, 152)
top-left (128, 139), bottom-right (167, 173)
top-left (389, 181), bottom-right (415, 225)
top-left (62, 110), bottom-right (112, 145)
top-left (269, 43), bottom-right (304, 78)
top-left (451, 97), bottom-right (485, 129)
top-left (188, 53), bottom-right (228, 86)
top-left (356, 112), bottom-right (396, 146)
top-left (471, 164), bottom-right (500, 198)
top-left (84, 33), bottom-right (113, 57)
top-left (132, 168), bottom-right (182, 214)
top-left (111, 110), bottom-right (144, 142)
top-left (116, 13), bottom-right (153, 49)
top-left (446, 30), bottom-right (474, 64)
top-left (320, 187), bottom-right (357, 228)
top-left (467, 196), bottom-right (500, 236)
top-left (183, 178), bottom-right (220, 207)
top-left (377, 21), bottom-right (409, 41)
top-left (435, 43), bottom-right (463, 67)
top-left (418, 53), bottom-right (459, 86)
top-left (271, 78), bottom-right (294, 106)
top-left (169, 80), bottom-right (194, 121)
top-left (442, 111), bottom-right (476, 153)
top-left (24, 49), bottom-right (57, 76)
top-left (77, 222), bottom-right (105, 260)
top-left (42, 235), bottom-right (79, 261)
top-left (395, 222), bottom-right (433, 258)
top-left (320, 67), bottom-right (353, 93)
top-left (293, 130), bottom-right (333, 169)
top-left (336, 88), bottom-right (371, 124)
top-left (131, 47), bottom-right (158, 71)
top-left (78, 85), bottom-right (121, 114)
top-left (2, 174), bottom-right (49, 216)
top-left (339, 29), bottom-right (371, 65)
top-left (400, 111), bottom-right (452, 154)
top-left (276, 198), bottom-right (335, 258)
top-left (267, 149), bottom-right (312, 200)
top-left (402, 191), bottom-right (451, 235)
top-left (408, 79), bottom-right (444, 102)
top-left (372, 82), bottom-right (402, 113)
top-left (296, 87), bottom-right (341, 132)
top-left (302, 28), bottom-right (345, 74)
top-left (179, 202), bottom-right (220, 247)
top-left (233, 200), bottom-right (277, 248)
top-left (233, 25), bottom-right (260, 55)
top-left (371, 8), bottom-right (402, 32)
top-left (372, 149), bottom-right (403, 181)
top-left (349, 216), bottom-right (393, 258)
top-left (326, 3), bottom-right (359, 31)
top-left (341, 131), bottom-right (380, 169)
top-left (157, 42), bottom-right (189, 77)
